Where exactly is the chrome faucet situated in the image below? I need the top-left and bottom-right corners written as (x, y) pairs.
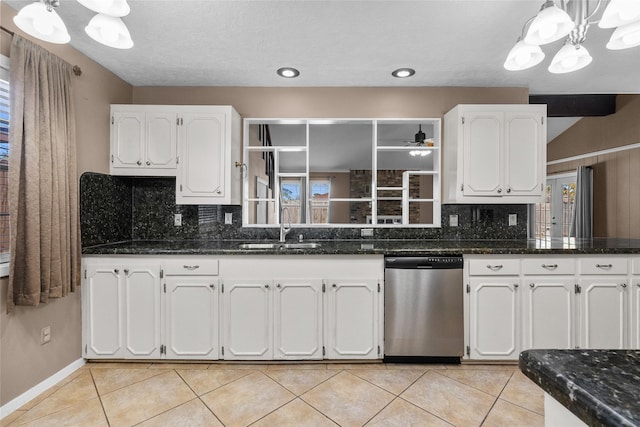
top-left (279, 207), bottom-right (291, 243)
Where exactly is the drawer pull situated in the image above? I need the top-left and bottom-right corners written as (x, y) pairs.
top-left (486, 264), bottom-right (503, 270)
top-left (529, 283), bottom-right (535, 288)
top-left (596, 264), bottom-right (613, 269)
top-left (183, 265), bottom-right (200, 270)
top-left (621, 283), bottom-right (627, 288)
top-left (541, 264), bottom-right (558, 269)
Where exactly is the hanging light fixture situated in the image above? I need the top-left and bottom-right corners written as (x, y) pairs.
top-left (13, 1), bottom-right (70, 44)
top-left (13, 0), bottom-right (133, 49)
top-left (505, 0), bottom-right (640, 74)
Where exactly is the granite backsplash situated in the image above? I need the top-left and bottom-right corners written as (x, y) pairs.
top-left (80, 172), bottom-right (528, 247)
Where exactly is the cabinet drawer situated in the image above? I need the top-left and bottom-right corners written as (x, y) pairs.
top-left (164, 260), bottom-right (219, 276)
top-left (468, 259), bottom-right (519, 275)
top-left (521, 258), bottom-right (575, 275)
top-left (579, 258), bottom-right (628, 275)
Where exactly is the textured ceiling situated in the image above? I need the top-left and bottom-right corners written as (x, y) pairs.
top-left (4, 0), bottom-right (640, 94)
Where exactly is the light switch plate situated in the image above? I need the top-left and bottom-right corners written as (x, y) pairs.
top-left (449, 214), bottom-right (458, 227)
top-left (225, 212), bottom-right (233, 225)
top-left (174, 213), bottom-right (182, 226)
top-left (361, 228), bottom-right (374, 237)
top-left (509, 214), bottom-right (517, 226)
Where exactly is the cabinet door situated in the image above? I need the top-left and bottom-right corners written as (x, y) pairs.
top-left (273, 279), bottom-right (323, 360)
top-left (111, 111), bottom-right (145, 171)
top-left (165, 277), bottom-right (219, 359)
top-left (325, 279), bottom-right (379, 359)
top-left (579, 278), bottom-right (629, 349)
top-left (177, 111), bottom-right (227, 204)
top-left (462, 111), bottom-right (502, 196)
top-left (522, 278), bottom-right (575, 350)
top-left (123, 265), bottom-right (161, 359)
top-left (85, 265), bottom-right (123, 359)
top-left (633, 280), bottom-right (640, 349)
top-left (469, 277), bottom-right (520, 360)
top-left (504, 112), bottom-right (544, 197)
top-left (145, 112), bottom-right (177, 170)
top-left (222, 280), bottom-right (273, 360)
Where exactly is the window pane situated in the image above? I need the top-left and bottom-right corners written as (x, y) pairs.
top-left (0, 72), bottom-right (9, 260)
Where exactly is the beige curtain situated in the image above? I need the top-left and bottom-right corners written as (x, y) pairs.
top-left (7, 35), bottom-right (80, 312)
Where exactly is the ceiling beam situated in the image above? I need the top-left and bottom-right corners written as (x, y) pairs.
top-left (529, 94), bottom-right (617, 117)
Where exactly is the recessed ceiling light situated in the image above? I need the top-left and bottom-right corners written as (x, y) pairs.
top-left (392, 68), bottom-right (415, 78)
top-left (277, 67), bottom-right (300, 78)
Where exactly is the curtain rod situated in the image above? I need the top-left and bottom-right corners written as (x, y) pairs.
top-left (1, 25), bottom-right (83, 77)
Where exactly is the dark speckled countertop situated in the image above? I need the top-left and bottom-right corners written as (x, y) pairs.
top-left (520, 350), bottom-right (640, 427)
top-left (81, 238), bottom-right (640, 255)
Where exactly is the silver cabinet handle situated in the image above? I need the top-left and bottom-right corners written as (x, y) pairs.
top-left (596, 264), bottom-right (613, 269)
top-left (136, 160), bottom-right (142, 165)
top-left (513, 284), bottom-right (519, 289)
top-left (497, 188), bottom-right (503, 193)
top-left (183, 265), bottom-right (199, 270)
top-left (209, 284), bottom-right (215, 289)
top-left (124, 269), bottom-right (129, 274)
top-left (621, 283), bottom-right (627, 288)
top-left (506, 187), bottom-right (511, 193)
top-left (487, 264), bottom-right (503, 270)
top-left (146, 161), bottom-right (151, 166)
top-left (332, 284), bottom-right (337, 288)
top-left (276, 284), bottom-right (281, 288)
top-left (114, 268), bottom-right (120, 274)
top-left (265, 284), bottom-right (270, 289)
top-left (542, 264), bottom-right (558, 269)
top-left (529, 283), bottom-right (535, 288)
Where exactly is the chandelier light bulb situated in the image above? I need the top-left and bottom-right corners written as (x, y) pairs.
top-left (85, 13), bottom-right (134, 49)
top-left (77, 0), bottom-right (130, 17)
top-left (503, 39), bottom-right (545, 71)
top-left (606, 20), bottom-right (640, 49)
top-left (524, 1), bottom-right (575, 45)
top-left (548, 43), bottom-right (593, 73)
top-left (13, 1), bottom-right (70, 44)
top-left (599, 0), bottom-right (640, 28)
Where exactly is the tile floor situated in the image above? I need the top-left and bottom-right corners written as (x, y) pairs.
top-left (2, 362), bottom-right (545, 427)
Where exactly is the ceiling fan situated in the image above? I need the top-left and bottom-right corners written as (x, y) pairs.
top-left (404, 125), bottom-right (434, 156)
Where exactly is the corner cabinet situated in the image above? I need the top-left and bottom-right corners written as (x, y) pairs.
top-left (443, 104), bottom-right (546, 204)
top-left (110, 105), bottom-right (242, 205)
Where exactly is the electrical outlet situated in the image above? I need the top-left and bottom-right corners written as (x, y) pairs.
top-left (361, 228), bottom-right (374, 237)
top-left (449, 214), bottom-right (459, 227)
top-left (174, 213), bottom-right (182, 226)
top-left (41, 326), bottom-right (51, 345)
top-left (224, 212), bottom-right (233, 225)
top-left (509, 213), bottom-right (517, 226)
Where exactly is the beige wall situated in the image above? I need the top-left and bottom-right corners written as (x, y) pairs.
top-left (1, 3), bottom-right (132, 406)
top-left (547, 95), bottom-right (640, 238)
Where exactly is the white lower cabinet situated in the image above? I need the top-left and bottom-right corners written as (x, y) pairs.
top-left (122, 265), bottom-right (162, 359)
top-left (578, 277), bottom-right (629, 349)
top-left (84, 261), bottom-right (161, 359)
top-left (222, 280), bottom-right (273, 360)
top-left (325, 279), bottom-right (380, 359)
top-left (84, 264), bottom-right (123, 359)
top-left (164, 277), bottom-right (219, 359)
top-left (465, 255), bottom-right (635, 361)
top-left (468, 278), bottom-right (520, 360)
top-left (274, 279), bottom-right (323, 360)
top-left (522, 278), bottom-right (575, 350)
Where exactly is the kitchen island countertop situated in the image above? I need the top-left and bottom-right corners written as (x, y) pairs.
top-left (82, 237), bottom-right (640, 255)
top-left (519, 349), bottom-right (640, 427)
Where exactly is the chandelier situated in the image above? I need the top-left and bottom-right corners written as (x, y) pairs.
top-left (13, 0), bottom-right (133, 49)
top-left (504, 0), bottom-right (640, 73)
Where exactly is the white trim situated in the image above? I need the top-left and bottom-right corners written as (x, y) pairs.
top-left (547, 142), bottom-right (640, 165)
top-left (0, 358), bottom-right (85, 420)
top-left (548, 171), bottom-right (578, 180)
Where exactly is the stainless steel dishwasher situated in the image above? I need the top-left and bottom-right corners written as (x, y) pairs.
top-left (384, 256), bottom-right (464, 362)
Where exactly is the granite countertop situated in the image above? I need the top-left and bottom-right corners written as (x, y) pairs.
top-left (81, 238), bottom-right (640, 255)
top-left (520, 350), bottom-right (640, 427)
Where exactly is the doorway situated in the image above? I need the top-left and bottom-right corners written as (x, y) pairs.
top-left (533, 172), bottom-right (577, 240)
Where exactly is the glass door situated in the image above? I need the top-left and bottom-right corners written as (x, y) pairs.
top-left (534, 173), bottom-right (577, 241)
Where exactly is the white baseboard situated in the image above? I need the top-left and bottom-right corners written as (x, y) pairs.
top-left (0, 358), bottom-right (86, 420)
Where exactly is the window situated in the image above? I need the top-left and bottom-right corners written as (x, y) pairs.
top-left (0, 54), bottom-right (9, 276)
top-left (310, 179), bottom-right (330, 224)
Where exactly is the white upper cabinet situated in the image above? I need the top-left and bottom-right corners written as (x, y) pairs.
top-left (110, 107), bottom-right (177, 176)
top-left (110, 104), bottom-right (242, 205)
top-left (443, 104), bottom-right (546, 203)
top-left (176, 107), bottom-right (241, 205)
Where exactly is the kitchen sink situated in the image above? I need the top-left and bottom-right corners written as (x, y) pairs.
top-left (237, 242), bottom-right (321, 250)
